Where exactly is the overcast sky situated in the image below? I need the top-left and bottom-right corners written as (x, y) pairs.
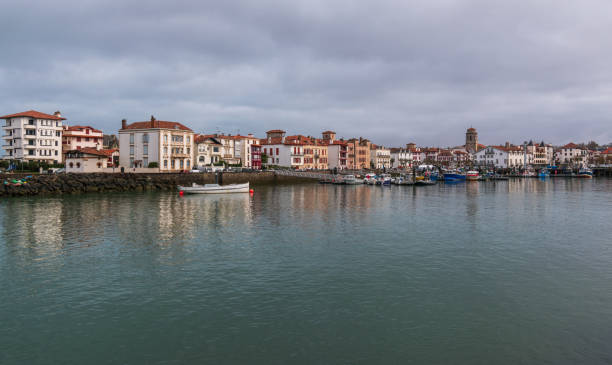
top-left (1, 0), bottom-right (611, 147)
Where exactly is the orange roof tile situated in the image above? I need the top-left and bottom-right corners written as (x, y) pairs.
top-left (121, 120), bottom-right (192, 131)
top-left (0, 110), bottom-right (66, 120)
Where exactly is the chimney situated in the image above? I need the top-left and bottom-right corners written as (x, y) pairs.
top-left (54, 111), bottom-right (61, 118)
top-left (150, 115), bottom-right (156, 128)
top-left (121, 119), bottom-right (127, 129)
top-left (248, 133), bottom-right (254, 138)
top-left (505, 141), bottom-right (510, 148)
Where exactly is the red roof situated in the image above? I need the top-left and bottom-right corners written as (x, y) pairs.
top-left (0, 110), bottom-right (66, 120)
top-left (602, 147), bottom-right (612, 155)
top-left (266, 129), bottom-right (286, 134)
top-left (322, 130), bottom-right (336, 134)
top-left (194, 134), bottom-right (220, 144)
top-left (64, 125), bottom-right (103, 134)
top-left (562, 142), bottom-right (580, 149)
top-left (66, 147), bottom-right (108, 157)
top-left (121, 120), bottom-right (192, 131)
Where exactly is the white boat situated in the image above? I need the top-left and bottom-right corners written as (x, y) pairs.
top-left (466, 171), bottom-right (479, 181)
top-left (178, 182), bottom-right (250, 194)
top-left (364, 173), bottom-right (377, 185)
top-left (343, 175), bottom-right (363, 185)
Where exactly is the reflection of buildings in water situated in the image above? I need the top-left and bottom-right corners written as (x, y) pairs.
top-left (465, 181), bottom-right (479, 219)
top-left (156, 193), bottom-right (253, 243)
top-left (0, 198), bottom-right (63, 260)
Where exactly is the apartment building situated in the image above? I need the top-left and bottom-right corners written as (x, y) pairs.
top-left (1, 110), bottom-right (64, 164)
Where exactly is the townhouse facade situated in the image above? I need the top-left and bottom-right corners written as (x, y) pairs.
top-left (390, 148), bottom-right (412, 169)
top-left (474, 146), bottom-right (524, 168)
top-left (1, 110), bottom-right (64, 164)
top-left (62, 125), bottom-right (104, 154)
top-left (555, 142), bottom-right (587, 167)
top-left (323, 131), bottom-right (348, 170)
top-left (370, 145), bottom-right (391, 169)
top-left (347, 137), bottom-right (371, 170)
top-left (194, 135), bottom-right (223, 167)
top-left (118, 116), bottom-right (194, 171)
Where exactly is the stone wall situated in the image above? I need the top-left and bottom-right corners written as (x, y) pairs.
top-left (0, 172), bottom-right (313, 196)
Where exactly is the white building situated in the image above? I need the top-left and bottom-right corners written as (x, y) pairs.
top-left (65, 148), bottom-right (113, 173)
top-left (118, 116), bottom-right (194, 171)
top-left (194, 135), bottom-right (223, 167)
top-left (1, 110), bottom-right (64, 164)
top-left (474, 145), bottom-right (524, 169)
top-left (232, 134), bottom-right (260, 168)
top-left (62, 125), bottom-right (104, 154)
top-left (370, 145), bottom-right (391, 169)
top-left (390, 148), bottom-right (413, 169)
top-left (555, 142), bottom-right (587, 167)
top-left (261, 130), bottom-right (304, 168)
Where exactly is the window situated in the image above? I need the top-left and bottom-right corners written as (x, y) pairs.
top-left (164, 147), bottom-right (168, 154)
top-left (86, 129), bottom-right (90, 135)
top-left (187, 148), bottom-right (190, 154)
top-left (143, 145), bottom-right (148, 155)
top-left (130, 146), bottom-right (134, 155)
top-left (186, 160), bottom-right (190, 168)
top-left (77, 137), bottom-right (81, 142)
top-left (213, 147), bottom-right (219, 152)
top-left (69, 162), bottom-right (74, 168)
top-left (130, 158), bottom-right (134, 167)
top-left (56, 131), bottom-right (60, 137)
top-left (171, 160), bottom-right (175, 168)
top-left (164, 160), bottom-right (168, 168)
top-left (76, 162), bottom-right (81, 168)
top-left (142, 134), bottom-right (149, 143)
top-left (55, 141), bottom-right (58, 146)
top-left (130, 134), bottom-right (134, 144)
top-left (276, 148), bottom-right (279, 155)
top-left (164, 135), bottom-right (168, 143)
top-left (186, 136), bottom-right (190, 143)
top-left (143, 158), bottom-right (148, 167)
top-left (97, 162), bottom-right (102, 168)
top-left (180, 160), bottom-right (184, 168)
top-left (55, 151), bottom-right (58, 156)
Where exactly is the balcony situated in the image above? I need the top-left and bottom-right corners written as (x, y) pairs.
top-left (24, 134), bottom-right (36, 139)
top-left (24, 144), bottom-right (37, 149)
top-left (171, 153), bottom-right (190, 158)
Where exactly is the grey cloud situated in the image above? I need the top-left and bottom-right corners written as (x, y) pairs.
top-left (1, 0), bottom-right (611, 147)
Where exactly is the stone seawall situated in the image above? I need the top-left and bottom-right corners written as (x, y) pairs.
top-left (0, 172), bottom-right (313, 196)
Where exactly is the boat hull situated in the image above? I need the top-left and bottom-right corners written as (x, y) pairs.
top-left (443, 173), bottom-right (466, 181)
top-left (178, 182), bottom-right (250, 194)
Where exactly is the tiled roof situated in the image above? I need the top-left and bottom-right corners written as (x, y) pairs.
top-left (322, 130), bottom-right (336, 134)
top-left (562, 142), bottom-right (580, 149)
top-left (266, 129), bottom-right (286, 134)
top-left (194, 134), bottom-right (221, 144)
top-left (602, 147), bottom-right (612, 154)
top-left (66, 147), bottom-right (109, 157)
top-left (64, 125), bottom-right (103, 134)
top-left (0, 110), bottom-right (66, 120)
top-left (121, 120), bottom-right (192, 131)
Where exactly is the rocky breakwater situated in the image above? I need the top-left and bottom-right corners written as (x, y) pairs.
top-left (1, 172), bottom-right (313, 197)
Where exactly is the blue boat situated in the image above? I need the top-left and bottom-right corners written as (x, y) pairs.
top-left (443, 172), bottom-right (466, 182)
top-left (538, 169), bottom-right (550, 178)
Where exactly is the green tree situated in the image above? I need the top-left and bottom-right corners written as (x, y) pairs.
top-left (148, 162), bottom-right (159, 168)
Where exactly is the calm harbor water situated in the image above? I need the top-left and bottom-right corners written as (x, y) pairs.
top-left (1, 179), bottom-right (612, 364)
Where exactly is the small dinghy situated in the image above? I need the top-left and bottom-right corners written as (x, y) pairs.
top-left (178, 182), bottom-right (250, 194)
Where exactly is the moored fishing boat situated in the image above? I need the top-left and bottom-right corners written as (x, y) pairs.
top-left (466, 171), bottom-right (479, 181)
top-left (364, 173), bottom-right (377, 185)
top-left (342, 175), bottom-right (364, 184)
top-left (443, 170), bottom-right (466, 182)
top-left (577, 168), bottom-right (593, 178)
top-left (178, 182), bottom-right (250, 194)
